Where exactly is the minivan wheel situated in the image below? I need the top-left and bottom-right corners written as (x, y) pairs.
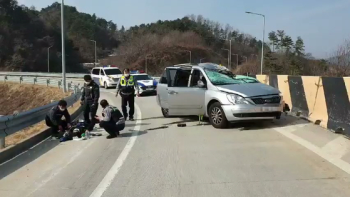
top-left (161, 108), bottom-right (170, 118)
top-left (208, 102), bottom-right (228, 129)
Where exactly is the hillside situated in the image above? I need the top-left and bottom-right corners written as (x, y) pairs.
top-left (1, 1), bottom-right (347, 76)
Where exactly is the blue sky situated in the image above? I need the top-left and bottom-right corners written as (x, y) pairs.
top-left (17, 0), bottom-right (350, 59)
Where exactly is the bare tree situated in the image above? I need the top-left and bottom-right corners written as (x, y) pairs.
top-left (328, 40), bottom-right (350, 76)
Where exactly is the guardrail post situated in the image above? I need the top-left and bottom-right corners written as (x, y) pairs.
top-left (68, 82), bottom-right (71, 90)
top-left (0, 137), bottom-right (5, 149)
top-left (34, 77), bottom-right (37, 84)
top-left (19, 76), bottom-right (23, 84)
top-left (4, 75), bottom-right (7, 83)
top-left (46, 79), bottom-right (50, 87)
top-left (58, 80), bottom-right (62, 88)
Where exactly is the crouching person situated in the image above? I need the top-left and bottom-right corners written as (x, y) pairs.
top-left (96, 99), bottom-right (125, 139)
top-left (45, 100), bottom-right (71, 138)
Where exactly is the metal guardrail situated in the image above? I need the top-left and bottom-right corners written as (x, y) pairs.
top-left (0, 91), bottom-right (81, 138)
top-left (0, 72), bottom-right (86, 78)
top-left (0, 75), bottom-right (83, 149)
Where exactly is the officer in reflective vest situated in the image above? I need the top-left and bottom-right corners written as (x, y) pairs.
top-left (116, 68), bottom-right (139, 121)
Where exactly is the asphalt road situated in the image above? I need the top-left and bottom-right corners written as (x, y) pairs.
top-left (1, 89), bottom-right (350, 197)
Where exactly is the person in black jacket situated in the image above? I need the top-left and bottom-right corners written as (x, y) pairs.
top-left (81, 74), bottom-right (100, 131)
top-left (45, 100), bottom-right (71, 138)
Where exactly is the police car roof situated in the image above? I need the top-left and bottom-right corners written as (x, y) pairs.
top-left (93, 66), bottom-right (120, 69)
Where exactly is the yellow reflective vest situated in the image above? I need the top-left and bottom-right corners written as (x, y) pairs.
top-left (120, 75), bottom-right (134, 86)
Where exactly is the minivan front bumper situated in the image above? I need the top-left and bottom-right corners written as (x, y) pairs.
top-left (221, 102), bottom-right (284, 121)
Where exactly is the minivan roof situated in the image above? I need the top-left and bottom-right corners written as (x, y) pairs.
top-left (172, 63), bottom-right (227, 70)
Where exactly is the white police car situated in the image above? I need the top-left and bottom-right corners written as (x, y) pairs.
top-left (131, 71), bottom-right (158, 95)
top-left (91, 65), bottom-right (122, 89)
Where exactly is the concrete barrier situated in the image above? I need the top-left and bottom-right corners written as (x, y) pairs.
top-left (250, 75), bottom-right (350, 136)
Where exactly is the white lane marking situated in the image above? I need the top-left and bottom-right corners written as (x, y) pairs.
top-left (89, 102), bottom-right (142, 197)
top-left (25, 139), bottom-right (95, 197)
top-left (321, 136), bottom-right (350, 159)
top-left (0, 136), bottom-right (51, 166)
top-left (274, 126), bottom-right (350, 175)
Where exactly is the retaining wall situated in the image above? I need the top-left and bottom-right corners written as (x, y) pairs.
top-left (250, 75), bottom-right (350, 136)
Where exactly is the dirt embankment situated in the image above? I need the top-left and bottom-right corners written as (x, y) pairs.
top-left (0, 82), bottom-right (71, 115)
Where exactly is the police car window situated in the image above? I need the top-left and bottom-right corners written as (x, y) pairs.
top-left (92, 69), bottom-right (100, 75)
top-left (173, 69), bottom-right (191, 87)
top-left (133, 75), bottom-right (152, 81)
top-left (104, 69), bottom-right (122, 75)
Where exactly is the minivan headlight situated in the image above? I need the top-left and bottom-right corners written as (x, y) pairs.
top-left (226, 94), bottom-right (250, 105)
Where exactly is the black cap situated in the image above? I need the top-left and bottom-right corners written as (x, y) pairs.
top-left (84, 75), bottom-right (92, 81)
top-left (58, 100), bottom-right (67, 107)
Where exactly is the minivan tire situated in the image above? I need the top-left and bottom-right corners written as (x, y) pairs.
top-left (161, 108), bottom-right (170, 118)
top-left (208, 102), bottom-right (228, 129)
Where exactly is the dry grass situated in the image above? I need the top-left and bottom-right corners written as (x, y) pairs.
top-left (5, 100), bottom-right (82, 147)
top-left (0, 82), bottom-right (71, 115)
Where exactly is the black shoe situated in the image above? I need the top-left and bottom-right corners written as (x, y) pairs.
top-left (106, 134), bottom-right (117, 139)
top-left (129, 118), bottom-right (134, 121)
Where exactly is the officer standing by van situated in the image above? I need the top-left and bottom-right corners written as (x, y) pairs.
top-left (116, 68), bottom-right (139, 121)
top-left (81, 74), bottom-right (100, 131)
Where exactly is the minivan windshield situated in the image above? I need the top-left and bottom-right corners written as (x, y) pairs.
top-left (204, 69), bottom-right (259, 85)
top-left (104, 69), bottom-right (122, 75)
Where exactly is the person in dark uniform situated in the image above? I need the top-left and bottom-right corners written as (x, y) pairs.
top-left (45, 100), bottom-right (71, 138)
top-left (116, 68), bottom-right (139, 121)
top-left (95, 99), bottom-right (125, 139)
top-left (81, 74), bottom-right (100, 131)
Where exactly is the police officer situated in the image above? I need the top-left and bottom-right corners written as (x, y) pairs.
top-left (81, 74), bottom-right (100, 131)
top-left (116, 68), bottom-right (139, 121)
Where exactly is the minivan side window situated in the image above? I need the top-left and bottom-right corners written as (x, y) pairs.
top-left (159, 71), bottom-right (167, 84)
top-left (92, 69), bottom-right (100, 75)
top-left (172, 69), bottom-right (191, 87)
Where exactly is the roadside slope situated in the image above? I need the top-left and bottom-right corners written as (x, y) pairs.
top-left (0, 82), bottom-right (70, 115)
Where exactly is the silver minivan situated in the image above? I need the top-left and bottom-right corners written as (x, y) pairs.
top-left (156, 63), bottom-right (284, 128)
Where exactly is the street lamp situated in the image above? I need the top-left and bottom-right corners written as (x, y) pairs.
top-left (222, 48), bottom-right (230, 68)
top-left (246, 11), bottom-right (265, 75)
top-left (47, 46), bottom-right (53, 72)
top-left (220, 39), bottom-right (232, 69)
top-left (200, 58), bottom-right (205, 63)
top-left (61, 0), bottom-right (66, 92)
top-left (185, 50), bottom-right (191, 63)
top-left (145, 55), bottom-right (150, 73)
top-left (90, 40), bottom-right (97, 67)
top-left (242, 56), bottom-right (248, 63)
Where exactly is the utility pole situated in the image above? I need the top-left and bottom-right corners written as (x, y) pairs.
top-left (61, 0), bottom-right (66, 92)
top-left (232, 54), bottom-right (238, 67)
top-left (90, 40), bottom-right (97, 67)
top-left (246, 11), bottom-right (265, 74)
top-left (48, 46), bottom-right (53, 72)
top-left (222, 48), bottom-right (230, 67)
top-left (229, 39), bottom-right (232, 70)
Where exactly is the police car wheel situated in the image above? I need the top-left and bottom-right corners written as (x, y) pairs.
top-left (161, 108), bottom-right (170, 118)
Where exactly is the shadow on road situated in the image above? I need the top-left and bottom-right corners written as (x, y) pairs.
top-left (0, 138), bottom-right (60, 180)
top-left (123, 130), bottom-right (148, 137)
top-left (159, 113), bottom-right (309, 130)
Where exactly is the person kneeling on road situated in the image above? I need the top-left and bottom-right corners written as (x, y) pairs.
top-left (95, 99), bottom-right (125, 139)
top-left (45, 100), bottom-right (72, 139)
